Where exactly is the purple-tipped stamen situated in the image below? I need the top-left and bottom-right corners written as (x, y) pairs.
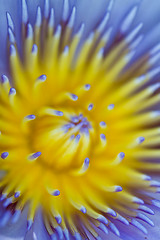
top-left (32, 44), bottom-right (38, 54)
top-left (80, 206), bottom-right (87, 214)
top-left (0, 211), bottom-right (11, 227)
top-left (138, 137), bottom-right (145, 144)
top-left (88, 103), bottom-right (94, 111)
top-left (14, 191), bottom-right (20, 198)
top-left (9, 87), bottom-right (16, 95)
top-left (130, 219), bottom-right (147, 234)
top-left (38, 74), bottom-right (47, 82)
top-left (25, 114), bottom-right (36, 120)
top-left (1, 152), bottom-right (9, 159)
top-left (98, 223), bottom-right (109, 234)
top-left (84, 84), bottom-right (91, 91)
top-left (1, 75), bottom-right (9, 84)
top-left (54, 110), bottom-right (64, 117)
top-left (117, 214), bottom-right (129, 225)
top-left (29, 152), bottom-right (41, 160)
top-left (133, 197), bottom-right (144, 205)
top-left (0, 194), bottom-right (7, 201)
top-left (115, 186), bottom-right (123, 192)
top-left (97, 215), bottom-right (108, 225)
top-left (75, 134), bottom-right (81, 142)
top-left (52, 190), bottom-right (60, 196)
top-left (10, 44), bottom-right (16, 55)
top-left (100, 134), bottom-right (106, 141)
top-left (84, 157), bottom-right (90, 165)
top-left (109, 222), bottom-right (120, 237)
top-left (3, 197), bottom-right (12, 208)
top-left (108, 104), bottom-right (115, 110)
top-left (100, 121), bottom-right (106, 127)
top-left (27, 219), bottom-right (33, 231)
top-left (55, 215), bottom-right (62, 224)
top-left (55, 225), bottom-right (63, 239)
top-left (107, 208), bottom-right (117, 217)
top-left (118, 152), bottom-right (125, 160)
top-left (70, 93), bottom-right (78, 101)
top-left (11, 210), bottom-right (21, 224)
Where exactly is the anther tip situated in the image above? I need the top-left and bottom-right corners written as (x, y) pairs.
top-left (1, 75), bottom-right (8, 84)
top-left (80, 206), bottom-right (87, 214)
top-left (1, 152), bottom-right (9, 159)
top-left (119, 152), bottom-right (125, 160)
top-left (25, 114), bottom-right (36, 120)
top-left (52, 190), bottom-right (60, 196)
top-left (108, 104), bottom-right (115, 110)
top-left (38, 74), bottom-right (47, 82)
top-left (14, 191), bottom-right (20, 198)
top-left (84, 158), bottom-right (90, 165)
top-left (9, 87), bottom-right (16, 95)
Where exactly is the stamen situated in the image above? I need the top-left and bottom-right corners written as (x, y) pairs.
top-left (6, 12), bottom-right (14, 30)
top-left (8, 28), bottom-right (15, 43)
top-left (14, 191), bottom-right (20, 198)
top-left (27, 23), bottom-right (33, 38)
top-left (109, 222), bottom-right (120, 237)
top-left (1, 74), bottom-right (9, 84)
top-left (27, 219), bottom-right (33, 231)
top-left (69, 93), bottom-right (78, 101)
top-left (28, 152), bottom-right (41, 161)
top-left (3, 197), bottom-right (12, 207)
top-left (25, 114), bottom-right (36, 121)
top-left (48, 8), bottom-right (55, 28)
top-left (84, 84), bottom-right (91, 91)
top-left (36, 74), bottom-right (47, 82)
top-left (35, 7), bottom-right (42, 27)
top-left (97, 215), bottom-right (108, 225)
top-left (0, 211), bottom-right (11, 227)
top-left (68, 6), bottom-right (76, 28)
top-left (71, 158), bottom-right (90, 175)
top-left (88, 103), bottom-right (94, 111)
top-left (126, 23), bottom-right (143, 43)
top-left (44, 0), bottom-right (49, 19)
top-left (32, 44), bottom-right (38, 54)
top-left (136, 213), bottom-right (154, 226)
top-left (80, 206), bottom-right (87, 214)
top-left (97, 12), bottom-right (110, 33)
top-left (132, 197), bottom-right (144, 205)
top-left (52, 190), bottom-right (60, 196)
top-left (108, 104), bottom-right (115, 110)
top-left (99, 121), bottom-right (107, 128)
top-left (130, 219), bottom-right (147, 234)
top-left (117, 214), bottom-right (129, 225)
top-left (137, 137), bottom-right (145, 144)
top-left (9, 87), bottom-right (16, 95)
top-left (22, 0), bottom-right (28, 24)
top-left (100, 134), bottom-right (106, 141)
top-left (120, 6), bottom-right (138, 33)
top-left (62, 0), bottom-right (69, 21)
top-left (138, 205), bottom-right (154, 215)
top-left (11, 210), bottom-right (21, 223)
top-left (1, 152), bottom-right (9, 159)
top-left (55, 215), bottom-right (62, 224)
top-left (98, 223), bottom-right (109, 234)
top-left (10, 44), bottom-right (16, 56)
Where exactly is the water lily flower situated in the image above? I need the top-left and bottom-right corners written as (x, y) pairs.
top-left (0, 0), bottom-right (160, 240)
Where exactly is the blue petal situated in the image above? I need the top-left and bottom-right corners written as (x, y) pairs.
top-left (0, 203), bottom-right (27, 239)
top-left (31, 209), bottom-right (50, 240)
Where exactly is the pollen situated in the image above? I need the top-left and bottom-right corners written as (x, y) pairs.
top-left (0, 0), bottom-right (160, 239)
